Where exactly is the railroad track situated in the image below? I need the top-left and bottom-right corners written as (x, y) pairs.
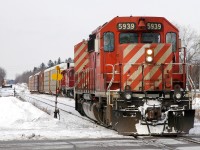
top-left (25, 94), bottom-right (75, 109)
top-left (18, 93), bottom-right (200, 149)
top-left (19, 94), bottom-right (94, 123)
top-left (137, 136), bottom-right (175, 150)
top-left (176, 136), bottom-right (200, 145)
top-left (138, 135), bottom-right (200, 149)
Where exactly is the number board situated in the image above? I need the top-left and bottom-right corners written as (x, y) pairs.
top-left (146, 22), bottom-right (162, 30)
top-left (117, 22), bottom-right (136, 30)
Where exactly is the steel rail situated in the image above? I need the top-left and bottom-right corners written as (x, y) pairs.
top-left (176, 136), bottom-right (200, 145)
top-left (20, 94), bottom-right (94, 123)
top-left (27, 94), bottom-right (75, 108)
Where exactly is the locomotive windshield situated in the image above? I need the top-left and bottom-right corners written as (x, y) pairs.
top-left (142, 33), bottom-right (160, 43)
top-left (119, 33), bottom-right (138, 44)
top-left (118, 32), bottom-right (160, 44)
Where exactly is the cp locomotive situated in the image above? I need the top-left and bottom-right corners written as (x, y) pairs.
top-left (74, 16), bottom-right (195, 135)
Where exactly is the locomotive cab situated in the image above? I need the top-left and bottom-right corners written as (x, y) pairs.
top-left (74, 16), bottom-right (195, 135)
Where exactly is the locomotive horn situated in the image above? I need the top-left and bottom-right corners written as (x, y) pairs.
top-left (138, 18), bottom-right (146, 28)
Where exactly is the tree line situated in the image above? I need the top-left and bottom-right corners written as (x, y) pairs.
top-left (14, 57), bottom-right (73, 84)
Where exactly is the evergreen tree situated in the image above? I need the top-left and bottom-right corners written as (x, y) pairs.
top-left (57, 57), bottom-right (61, 64)
top-left (40, 62), bottom-right (46, 70)
top-left (33, 67), bottom-right (38, 73)
top-left (68, 57), bottom-right (73, 63)
top-left (48, 60), bottom-right (54, 68)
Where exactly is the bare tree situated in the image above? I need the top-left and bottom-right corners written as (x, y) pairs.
top-left (0, 67), bottom-right (6, 86)
top-left (178, 25), bottom-right (200, 88)
top-left (15, 71), bottom-right (32, 84)
top-left (178, 25), bottom-right (200, 63)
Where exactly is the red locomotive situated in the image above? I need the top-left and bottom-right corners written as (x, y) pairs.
top-left (74, 16), bottom-right (195, 135)
top-left (61, 63), bottom-right (75, 97)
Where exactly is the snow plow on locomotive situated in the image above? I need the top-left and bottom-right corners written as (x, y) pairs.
top-left (74, 16), bottom-right (195, 135)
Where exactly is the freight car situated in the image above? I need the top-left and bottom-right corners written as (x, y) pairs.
top-left (29, 63), bottom-right (75, 97)
top-left (28, 75), bottom-right (34, 92)
top-left (74, 16), bottom-right (196, 135)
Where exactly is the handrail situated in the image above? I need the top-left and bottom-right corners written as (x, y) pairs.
top-left (185, 64), bottom-right (196, 108)
top-left (105, 64), bottom-right (115, 105)
top-left (188, 74), bottom-right (196, 98)
top-left (106, 64), bottom-right (115, 91)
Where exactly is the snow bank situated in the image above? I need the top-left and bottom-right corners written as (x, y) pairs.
top-left (0, 95), bottom-right (123, 140)
top-left (0, 97), bottom-right (63, 129)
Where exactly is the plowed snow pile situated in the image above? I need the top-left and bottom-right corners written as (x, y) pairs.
top-left (0, 97), bottom-right (122, 140)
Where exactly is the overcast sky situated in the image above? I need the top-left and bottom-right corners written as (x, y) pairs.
top-left (0, 0), bottom-right (200, 79)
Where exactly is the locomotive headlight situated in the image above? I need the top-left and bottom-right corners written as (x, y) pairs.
top-left (146, 56), bottom-right (153, 62)
top-left (175, 92), bottom-right (182, 99)
top-left (174, 84), bottom-right (182, 101)
top-left (125, 92), bottom-right (132, 100)
top-left (145, 48), bottom-right (154, 63)
top-left (146, 49), bottom-right (153, 55)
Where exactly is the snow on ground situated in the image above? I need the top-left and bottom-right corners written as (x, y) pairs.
top-left (0, 84), bottom-right (124, 141)
top-left (189, 96), bottom-right (200, 135)
top-left (0, 84), bottom-right (200, 141)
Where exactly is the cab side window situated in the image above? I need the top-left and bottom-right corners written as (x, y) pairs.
top-left (104, 32), bottom-right (114, 52)
top-left (166, 32), bottom-right (177, 52)
top-left (88, 34), bottom-right (96, 52)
